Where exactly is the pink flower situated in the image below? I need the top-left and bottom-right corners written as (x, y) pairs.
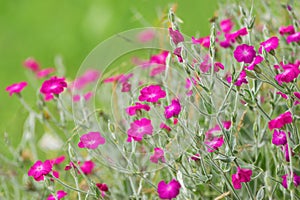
top-left (44, 93), bottom-right (54, 101)
top-left (246, 55), bottom-right (264, 70)
top-left (294, 92), bottom-right (300, 100)
top-left (103, 74), bottom-right (122, 83)
top-left (127, 118), bottom-right (153, 142)
top-left (287, 32), bottom-right (300, 43)
top-left (275, 65), bottom-right (300, 85)
top-left (272, 130), bottom-right (288, 146)
top-left (169, 28), bottom-right (184, 45)
top-left (268, 111), bottom-right (293, 131)
top-left (36, 68), bottom-right (55, 78)
top-left (220, 19), bottom-right (234, 33)
top-left (138, 85), bottom-right (166, 103)
top-left (149, 51), bottom-right (169, 66)
top-left (72, 69), bottom-right (100, 90)
top-left (214, 62), bottom-right (225, 72)
top-left (121, 82), bottom-right (131, 92)
top-left (96, 183), bottom-right (109, 197)
top-left (6, 81), bottom-right (28, 96)
top-left (150, 147), bottom-right (166, 163)
top-left (276, 91), bottom-right (288, 99)
top-left (126, 102), bottom-right (150, 116)
top-left (40, 76), bottom-right (67, 95)
top-left (160, 123), bottom-right (171, 132)
top-left (259, 36), bottom-right (279, 54)
top-left (234, 70), bottom-right (248, 86)
top-left (173, 47), bottom-right (183, 63)
top-left (50, 155), bottom-right (65, 165)
top-left (84, 91), bottom-right (93, 101)
top-left (47, 190), bottom-right (67, 200)
top-left (191, 153), bottom-right (201, 161)
top-left (233, 44), bottom-right (256, 64)
top-left (150, 65), bottom-right (166, 76)
top-left (192, 36), bottom-right (210, 48)
top-left (204, 136), bottom-right (224, 152)
top-left (279, 25), bottom-right (295, 36)
top-left (80, 160), bottom-right (95, 175)
top-left (157, 179), bottom-right (181, 199)
top-left (219, 39), bottom-right (232, 48)
top-left (232, 167), bottom-right (252, 189)
top-left (78, 132), bottom-right (106, 149)
top-left (73, 94), bottom-right (81, 102)
top-left (225, 27), bottom-right (248, 43)
top-left (199, 54), bottom-right (212, 73)
top-left (282, 143), bottom-right (294, 162)
top-left (28, 160), bottom-right (52, 181)
top-left (282, 173), bottom-right (300, 189)
top-left (23, 57), bottom-right (40, 72)
top-left (137, 29), bottom-right (155, 43)
top-left (164, 99), bottom-right (181, 119)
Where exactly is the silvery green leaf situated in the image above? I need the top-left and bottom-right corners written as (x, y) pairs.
top-left (256, 186), bottom-right (265, 200)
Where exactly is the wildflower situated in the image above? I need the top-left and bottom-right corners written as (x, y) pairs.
top-left (103, 74), bottom-right (122, 83)
top-left (191, 153), bottom-right (201, 161)
top-left (47, 190), bottom-right (67, 200)
top-left (282, 173), bottom-right (300, 189)
top-left (199, 54), bottom-right (212, 73)
top-left (275, 64), bottom-right (300, 85)
top-left (282, 143), bottom-right (294, 162)
top-left (220, 18), bottom-right (234, 33)
top-left (6, 81), bottom-right (28, 96)
top-left (279, 25), bottom-right (295, 36)
top-left (80, 160), bottom-right (95, 175)
top-left (204, 136), bottom-right (224, 152)
top-left (137, 29), bottom-right (155, 43)
top-left (232, 167), bottom-right (252, 189)
top-left (126, 102), bottom-right (150, 116)
top-left (268, 111), bottom-right (293, 131)
top-left (96, 183), bottom-right (109, 197)
top-left (36, 68), bottom-right (55, 78)
top-left (233, 70), bottom-right (248, 86)
top-left (40, 76), bottom-right (67, 95)
top-left (138, 85), bottom-right (166, 103)
top-left (150, 65), bottom-right (166, 76)
top-left (72, 69), bottom-right (100, 89)
top-left (246, 55), bottom-right (264, 70)
top-left (294, 92), bottom-right (300, 100)
top-left (121, 82), bottom-right (131, 92)
top-left (287, 32), bottom-right (300, 43)
top-left (73, 94), bottom-right (81, 102)
top-left (164, 99), bottom-right (181, 119)
top-left (149, 51), bottom-right (169, 66)
top-left (84, 91), bottom-right (93, 101)
top-left (214, 62), bottom-right (225, 72)
top-left (127, 118), bottom-right (153, 142)
top-left (150, 147), bottom-right (165, 163)
top-left (225, 27), bottom-right (248, 43)
top-left (28, 160), bottom-right (52, 181)
top-left (78, 132), bottom-right (106, 149)
top-left (173, 47), bottom-right (183, 62)
top-left (157, 179), bottom-right (181, 199)
top-left (50, 155), bottom-right (65, 165)
top-left (23, 57), bottom-right (40, 72)
top-left (219, 39), bottom-right (232, 48)
top-left (233, 44), bottom-right (256, 64)
top-left (259, 36), bottom-right (279, 54)
top-left (276, 91), bottom-right (288, 99)
top-left (169, 28), bottom-right (184, 45)
top-left (272, 130), bottom-right (287, 146)
top-left (160, 122), bottom-right (171, 132)
top-left (192, 36), bottom-right (210, 48)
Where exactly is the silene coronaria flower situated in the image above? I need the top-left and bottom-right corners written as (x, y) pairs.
top-left (127, 118), bottom-right (153, 142)
top-left (47, 190), bottom-right (67, 200)
top-left (259, 36), bottom-right (279, 54)
top-left (169, 28), bottom-right (184, 45)
top-left (233, 44), bottom-right (256, 64)
top-left (157, 179), bottom-right (181, 199)
top-left (78, 132), bottom-right (106, 149)
top-left (138, 85), bottom-right (166, 103)
top-left (150, 147), bottom-right (165, 163)
top-left (28, 160), bottom-right (53, 181)
top-left (272, 129), bottom-right (288, 146)
top-left (282, 173), bottom-right (300, 189)
top-left (40, 76), bottom-right (67, 95)
top-left (164, 99), bottom-right (181, 119)
top-left (126, 102), bottom-right (150, 116)
top-left (268, 111), bottom-right (293, 131)
top-left (6, 81), bottom-right (28, 96)
top-left (232, 167), bottom-right (252, 189)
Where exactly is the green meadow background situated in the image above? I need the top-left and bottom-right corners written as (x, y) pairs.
top-left (0, 0), bottom-right (217, 147)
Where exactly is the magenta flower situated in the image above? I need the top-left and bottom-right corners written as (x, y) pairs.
top-left (80, 160), bottom-right (95, 175)
top-left (23, 57), bottom-right (40, 72)
top-left (72, 69), bottom-right (100, 90)
top-left (225, 27), bottom-right (248, 43)
top-left (268, 111), bottom-right (293, 131)
top-left (259, 36), bottom-right (279, 54)
top-left (204, 136), bottom-right (224, 152)
top-left (126, 102), bottom-right (150, 116)
top-left (199, 54), bottom-right (212, 73)
top-left (169, 28), bottom-right (184, 45)
top-left (150, 147), bottom-right (166, 163)
top-left (191, 153), bottom-right (201, 161)
top-left (121, 82), bottom-right (131, 92)
top-left (282, 143), bottom-right (294, 162)
top-left (157, 179), bottom-right (181, 199)
top-left (84, 91), bottom-right (93, 101)
top-left (214, 62), bottom-right (225, 72)
top-left (233, 44), bottom-right (256, 64)
top-left (275, 65), bottom-right (300, 85)
top-left (150, 65), bottom-right (166, 76)
top-left (28, 160), bottom-right (53, 181)
top-left (36, 68), bottom-right (55, 78)
top-left (192, 36), bottom-right (210, 48)
top-left (78, 132), bottom-right (106, 149)
top-left (164, 99), bottom-right (181, 119)
top-left (138, 85), bottom-right (166, 103)
top-left (287, 32), bottom-right (300, 43)
top-left (279, 25), bottom-right (295, 36)
top-left (47, 190), bottom-right (67, 200)
top-left (96, 183), bottom-right (109, 197)
top-left (246, 55), bottom-right (264, 70)
top-left (137, 29), bottom-right (155, 43)
top-left (234, 70), bottom-right (248, 86)
top-left (282, 173), bottom-right (300, 189)
top-left (294, 92), bottom-right (300, 100)
top-left (127, 118), bottom-right (153, 142)
top-left (40, 76), bottom-right (67, 95)
top-left (219, 39), bottom-right (232, 48)
top-left (160, 122), bottom-right (171, 132)
top-left (220, 19), bottom-right (234, 33)
top-left (276, 91), bottom-right (288, 99)
top-left (173, 47), bottom-right (183, 63)
top-left (272, 130), bottom-right (288, 146)
top-left (149, 51), bottom-right (169, 66)
top-left (232, 167), bottom-right (252, 189)
top-left (50, 155), bottom-right (65, 165)
top-left (6, 81), bottom-right (28, 96)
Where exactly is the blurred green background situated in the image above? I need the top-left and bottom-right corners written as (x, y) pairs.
top-left (0, 0), bottom-right (217, 141)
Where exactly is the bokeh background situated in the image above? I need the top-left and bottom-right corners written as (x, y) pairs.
top-left (0, 0), bottom-right (217, 143)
